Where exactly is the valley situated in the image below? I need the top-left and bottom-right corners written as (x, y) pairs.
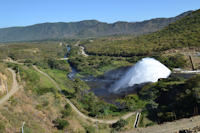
top-left (0, 8), bottom-right (200, 133)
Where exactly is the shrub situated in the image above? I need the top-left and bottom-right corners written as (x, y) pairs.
top-left (0, 121), bottom-right (5, 132)
top-left (61, 109), bottom-right (71, 118)
top-left (64, 103), bottom-right (70, 109)
top-left (35, 104), bottom-right (43, 110)
top-left (10, 96), bottom-right (18, 106)
top-left (84, 125), bottom-right (96, 133)
top-left (50, 87), bottom-right (57, 95)
top-left (36, 87), bottom-right (50, 95)
top-left (24, 59), bottom-right (32, 63)
top-left (55, 118), bottom-right (69, 130)
top-left (111, 119), bottom-right (128, 131)
top-left (43, 99), bottom-right (49, 106)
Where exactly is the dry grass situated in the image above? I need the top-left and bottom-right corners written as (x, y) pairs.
top-left (0, 66), bottom-right (13, 99)
top-left (124, 114), bottom-right (136, 131)
top-left (0, 88), bottom-right (61, 132)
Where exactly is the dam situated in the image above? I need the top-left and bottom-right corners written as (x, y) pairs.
top-left (171, 68), bottom-right (200, 79)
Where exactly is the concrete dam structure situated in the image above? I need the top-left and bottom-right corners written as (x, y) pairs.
top-left (171, 68), bottom-right (200, 79)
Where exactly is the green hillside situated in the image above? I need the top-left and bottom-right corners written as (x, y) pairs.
top-left (83, 9), bottom-right (200, 57)
top-left (0, 11), bottom-right (192, 42)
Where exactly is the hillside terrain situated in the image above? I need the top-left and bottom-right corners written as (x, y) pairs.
top-left (82, 9), bottom-right (200, 57)
top-left (0, 11), bottom-right (192, 42)
top-left (0, 42), bottom-right (139, 132)
top-left (1, 8), bottom-right (200, 133)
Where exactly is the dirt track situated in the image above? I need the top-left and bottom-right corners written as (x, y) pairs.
top-left (0, 68), bottom-right (19, 105)
top-left (126, 115), bottom-right (200, 133)
top-left (33, 65), bottom-right (142, 124)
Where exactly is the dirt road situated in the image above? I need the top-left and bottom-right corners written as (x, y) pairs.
top-left (79, 46), bottom-right (88, 57)
top-left (32, 65), bottom-right (62, 93)
top-left (126, 115), bottom-right (200, 133)
top-left (0, 68), bottom-right (19, 105)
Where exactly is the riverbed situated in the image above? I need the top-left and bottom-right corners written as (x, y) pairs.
top-left (65, 46), bottom-right (125, 104)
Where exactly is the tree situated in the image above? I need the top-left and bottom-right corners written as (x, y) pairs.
top-left (148, 99), bottom-right (159, 109)
top-left (84, 125), bottom-right (96, 133)
top-left (55, 118), bottom-right (69, 130)
top-left (111, 119), bottom-right (128, 131)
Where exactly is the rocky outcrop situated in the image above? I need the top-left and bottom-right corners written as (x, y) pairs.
top-left (0, 73), bottom-right (7, 94)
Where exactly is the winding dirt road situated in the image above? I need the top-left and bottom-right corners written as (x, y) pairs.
top-left (79, 46), bottom-right (88, 57)
top-left (0, 68), bottom-right (19, 105)
top-left (33, 65), bottom-right (140, 124)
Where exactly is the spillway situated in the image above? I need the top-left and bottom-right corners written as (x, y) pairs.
top-left (110, 57), bottom-right (171, 93)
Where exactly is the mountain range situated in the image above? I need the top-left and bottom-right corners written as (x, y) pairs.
top-left (0, 10), bottom-right (192, 42)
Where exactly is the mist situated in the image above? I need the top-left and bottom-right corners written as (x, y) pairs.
top-left (109, 57), bottom-right (171, 93)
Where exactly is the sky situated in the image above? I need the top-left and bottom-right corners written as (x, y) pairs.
top-left (0, 0), bottom-right (200, 28)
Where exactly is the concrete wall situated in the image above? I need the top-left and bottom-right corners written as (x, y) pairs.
top-left (171, 73), bottom-right (197, 79)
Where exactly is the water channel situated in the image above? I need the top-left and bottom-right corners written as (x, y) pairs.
top-left (65, 46), bottom-right (124, 105)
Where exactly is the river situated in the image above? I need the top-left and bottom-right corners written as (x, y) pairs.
top-left (65, 46), bottom-right (125, 105)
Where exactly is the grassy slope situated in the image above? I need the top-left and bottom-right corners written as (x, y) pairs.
top-left (39, 68), bottom-right (75, 93)
top-left (83, 9), bottom-right (200, 57)
top-left (1, 63), bottom-right (120, 133)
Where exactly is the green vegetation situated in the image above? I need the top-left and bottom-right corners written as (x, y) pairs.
top-left (124, 114), bottom-right (136, 131)
top-left (0, 61), bottom-right (111, 132)
top-left (116, 94), bottom-right (148, 111)
top-left (0, 9), bottom-right (199, 132)
top-left (111, 119), bottom-right (128, 131)
top-left (135, 75), bottom-right (200, 125)
top-left (84, 125), bottom-right (96, 133)
top-left (138, 110), bottom-right (157, 127)
top-left (54, 118), bottom-right (69, 130)
top-left (83, 10), bottom-right (199, 57)
top-left (68, 53), bottom-right (133, 76)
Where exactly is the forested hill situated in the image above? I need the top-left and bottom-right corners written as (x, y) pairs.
top-left (83, 9), bottom-right (200, 57)
top-left (0, 11), bottom-right (192, 42)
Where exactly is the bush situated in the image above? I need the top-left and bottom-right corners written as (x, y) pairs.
top-left (36, 87), bottom-right (50, 95)
top-left (43, 99), bottom-right (49, 106)
top-left (36, 87), bottom-right (57, 95)
top-left (61, 109), bottom-right (71, 118)
top-left (34, 62), bottom-right (49, 69)
top-left (111, 119), bottom-right (128, 131)
top-left (65, 103), bottom-right (70, 109)
top-left (84, 125), bottom-right (96, 133)
top-left (0, 121), bottom-right (5, 132)
top-left (24, 59), bottom-right (32, 63)
top-left (50, 87), bottom-right (57, 95)
top-left (110, 129), bottom-right (118, 133)
top-left (10, 96), bottom-right (18, 106)
top-left (55, 118), bottom-right (69, 130)
top-left (35, 104), bottom-right (43, 110)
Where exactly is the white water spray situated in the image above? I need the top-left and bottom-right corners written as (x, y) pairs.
top-left (110, 57), bottom-right (171, 93)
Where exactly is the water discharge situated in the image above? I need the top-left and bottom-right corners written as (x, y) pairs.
top-left (110, 57), bottom-right (171, 93)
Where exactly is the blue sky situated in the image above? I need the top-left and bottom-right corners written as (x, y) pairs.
top-left (0, 0), bottom-right (200, 28)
